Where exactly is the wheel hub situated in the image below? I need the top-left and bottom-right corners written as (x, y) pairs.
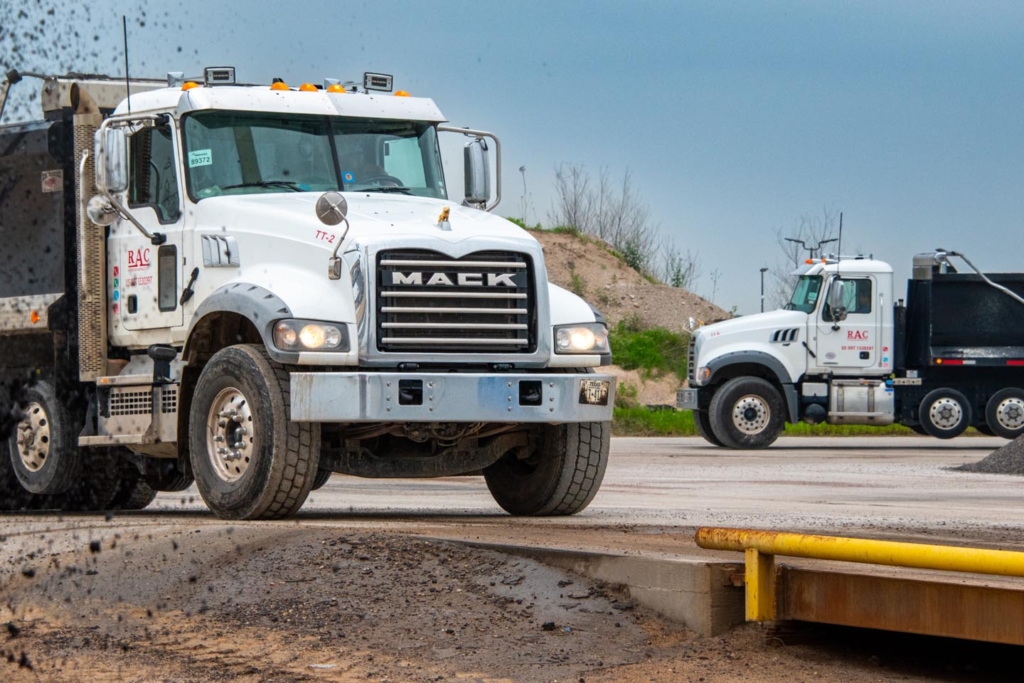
top-left (14, 402), bottom-right (50, 472)
top-left (732, 395), bottom-right (770, 435)
top-left (995, 398), bottom-right (1024, 430)
top-left (928, 398), bottom-right (962, 430)
top-left (206, 388), bottom-right (255, 483)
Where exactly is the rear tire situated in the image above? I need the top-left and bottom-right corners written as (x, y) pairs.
top-left (918, 388), bottom-right (971, 439)
top-left (189, 345), bottom-right (320, 520)
top-left (709, 377), bottom-right (785, 449)
top-left (311, 467), bottom-right (332, 491)
top-left (985, 388), bottom-right (1024, 440)
top-left (693, 409), bottom-right (726, 447)
top-left (7, 381), bottom-right (83, 495)
top-left (484, 421), bottom-right (609, 516)
top-left (110, 461), bottom-right (159, 510)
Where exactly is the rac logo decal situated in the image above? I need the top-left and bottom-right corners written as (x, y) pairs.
top-left (127, 247), bottom-right (151, 270)
top-left (847, 330), bottom-right (869, 341)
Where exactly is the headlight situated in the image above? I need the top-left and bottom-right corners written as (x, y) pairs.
top-left (273, 320), bottom-right (349, 352)
top-left (554, 323), bottom-right (609, 354)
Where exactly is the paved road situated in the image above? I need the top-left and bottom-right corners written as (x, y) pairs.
top-left (147, 435), bottom-right (1024, 551)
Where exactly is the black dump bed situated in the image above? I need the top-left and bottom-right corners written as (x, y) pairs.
top-left (903, 272), bottom-right (1024, 367)
top-left (0, 119), bottom-right (75, 300)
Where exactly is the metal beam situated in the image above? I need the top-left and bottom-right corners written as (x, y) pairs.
top-left (778, 567), bottom-right (1024, 646)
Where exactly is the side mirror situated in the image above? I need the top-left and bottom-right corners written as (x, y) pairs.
top-left (95, 127), bottom-right (128, 193)
top-left (828, 279), bottom-right (848, 322)
top-left (463, 137), bottom-right (490, 207)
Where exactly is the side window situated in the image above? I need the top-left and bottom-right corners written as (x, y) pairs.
top-left (129, 125), bottom-right (181, 223)
top-left (823, 278), bottom-right (872, 321)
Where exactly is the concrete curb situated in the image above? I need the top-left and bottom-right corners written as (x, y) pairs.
top-left (450, 540), bottom-right (746, 637)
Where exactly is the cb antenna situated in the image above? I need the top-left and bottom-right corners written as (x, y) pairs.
top-left (123, 15), bottom-right (131, 115)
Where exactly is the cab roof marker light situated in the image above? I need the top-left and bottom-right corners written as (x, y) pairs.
top-left (270, 81), bottom-right (290, 91)
top-left (181, 81), bottom-right (199, 91)
top-left (299, 83), bottom-right (318, 92)
top-left (394, 90), bottom-right (411, 97)
top-left (326, 83), bottom-right (347, 93)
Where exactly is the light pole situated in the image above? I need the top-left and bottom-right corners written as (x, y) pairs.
top-left (759, 267), bottom-right (769, 312)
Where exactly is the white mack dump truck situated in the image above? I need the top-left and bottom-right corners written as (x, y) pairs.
top-left (678, 251), bottom-right (1024, 448)
top-left (0, 69), bottom-right (615, 519)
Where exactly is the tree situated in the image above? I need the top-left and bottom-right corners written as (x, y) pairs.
top-left (549, 163), bottom-right (700, 289)
top-left (766, 207), bottom-right (839, 309)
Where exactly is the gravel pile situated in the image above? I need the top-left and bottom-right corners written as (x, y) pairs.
top-left (957, 435), bottom-right (1024, 475)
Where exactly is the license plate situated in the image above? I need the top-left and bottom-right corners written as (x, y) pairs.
top-left (579, 379), bottom-right (610, 406)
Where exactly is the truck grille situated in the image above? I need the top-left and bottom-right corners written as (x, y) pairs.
top-left (687, 337), bottom-right (696, 383)
top-left (376, 250), bottom-right (536, 354)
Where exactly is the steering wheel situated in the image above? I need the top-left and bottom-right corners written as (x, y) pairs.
top-left (360, 174), bottom-right (404, 187)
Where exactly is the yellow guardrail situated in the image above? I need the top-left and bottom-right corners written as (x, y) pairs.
top-left (695, 527), bottom-right (1024, 621)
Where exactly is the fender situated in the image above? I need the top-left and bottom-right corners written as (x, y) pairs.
top-left (707, 351), bottom-right (800, 423)
top-left (184, 283), bottom-right (293, 363)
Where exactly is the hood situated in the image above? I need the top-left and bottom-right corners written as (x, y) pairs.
top-left (696, 309), bottom-right (807, 341)
top-left (191, 192), bottom-right (535, 247)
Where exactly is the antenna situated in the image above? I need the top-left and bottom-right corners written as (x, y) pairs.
top-left (836, 212), bottom-right (843, 264)
top-left (123, 15), bottom-right (131, 115)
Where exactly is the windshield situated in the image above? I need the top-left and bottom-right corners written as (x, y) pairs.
top-left (182, 111), bottom-right (446, 200)
top-left (786, 275), bottom-right (823, 313)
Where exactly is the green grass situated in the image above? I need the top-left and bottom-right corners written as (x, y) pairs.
top-left (608, 323), bottom-right (690, 382)
top-left (613, 407), bottom-right (925, 437)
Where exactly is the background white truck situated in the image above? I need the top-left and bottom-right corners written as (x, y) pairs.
top-left (0, 68), bottom-right (615, 519)
top-left (679, 251), bottom-right (1024, 448)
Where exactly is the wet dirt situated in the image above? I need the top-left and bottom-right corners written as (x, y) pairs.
top-left (0, 521), bottom-right (1013, 682)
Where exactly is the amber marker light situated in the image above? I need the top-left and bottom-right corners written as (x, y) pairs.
top-left (394, 90), bottom-right (411, 97)
top-left (30, 311), bottom-right (40, 324)
top-left (299, 83), bottom-right (317, 92)
top-left (326, 83), bottom-right (346, 93)
top-left (270, 81), bottom-right (290, 91)
top-left (181, 81), bottom-right (199, 91)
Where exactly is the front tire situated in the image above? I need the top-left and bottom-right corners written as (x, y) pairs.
top-left (985, 388), bottom-right (1024, 440)
top-left (189, 345), bottom-right (320, 520)
top-left (484, 422), bottom-right (609, 516)
top-left (708, 377), bottom-right (785, 449)
top-left (918, 388), bottom-right (971, 439)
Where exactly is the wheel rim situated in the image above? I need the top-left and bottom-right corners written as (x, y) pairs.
top-left (206, 388), bottom-right (255, 483)
top-left (14, 402), bottom-right (51, 472)
top-left (928, 398), bottom-right (963, 430)
top-left (994, 397), bottom-right (1024, 431)
top-left (732, 394), bottom-right (770, 435)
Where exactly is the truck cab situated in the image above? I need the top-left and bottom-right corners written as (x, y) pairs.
top-left (1, 70), bottom-right (615, 518)
top-left (680, 251), bottom-right (1024, 448)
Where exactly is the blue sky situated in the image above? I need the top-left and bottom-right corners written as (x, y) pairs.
top-left (4, 0), bottom-right (1022, 313)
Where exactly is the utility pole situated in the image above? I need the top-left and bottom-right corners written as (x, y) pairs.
top-left (518, 165), bottom-right (527, 224)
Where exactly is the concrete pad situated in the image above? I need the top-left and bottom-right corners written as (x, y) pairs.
top-left (453, 540), bottom-right (745, 636)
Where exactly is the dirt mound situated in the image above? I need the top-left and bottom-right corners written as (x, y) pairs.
top-left (957, 435), bottom-right (1024, 475)
top-left (532, 230), bottom-right (729, 331)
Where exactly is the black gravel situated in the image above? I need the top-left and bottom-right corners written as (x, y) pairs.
top-left (956, 435), bottom-right (1024, 475)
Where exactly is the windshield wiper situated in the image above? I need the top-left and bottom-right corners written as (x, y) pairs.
top-left (222, 180), bottom-right (304, 192)
top-left (357, 186), bottom-right (413, 195)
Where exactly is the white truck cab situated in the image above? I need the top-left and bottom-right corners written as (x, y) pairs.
top-left (679, 250), bottom-right (1024, 448)
top-left (0, 70), bottom-right (615, 518)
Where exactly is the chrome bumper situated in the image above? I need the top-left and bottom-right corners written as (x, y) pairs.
top-left (290, 372), bottom-right (616, 423)
top-left (677, 387), bottom-right (699, 410)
